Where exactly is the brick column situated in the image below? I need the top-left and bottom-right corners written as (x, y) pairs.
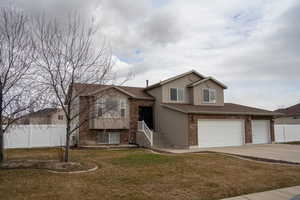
top-left (270, 119), bottom-right (275, 142)
top-left (244, 116), bottom-right (252, 144)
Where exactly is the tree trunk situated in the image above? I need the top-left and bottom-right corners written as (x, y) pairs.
top-left (0, 131), bottom-right (4, 163)
top-left (64, 123), bottom-right (71, 162)
top-left (0, 85), bottom-right (4, 163)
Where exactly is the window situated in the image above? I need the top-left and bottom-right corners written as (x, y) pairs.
top-left (203, 88), bottom-right (216, 103)
top-left (170, 88), bottom-right (184, 101)
top-left (58, 115), bottom-right (64, 120)
top-left (120, 100), bottom-right (126, 117)
top-left (96, 132), bottom-right (120, 144)
top-left (96, 98), bottom-right (104, 117)
top-left (96, 97), bottom-right (126, 118)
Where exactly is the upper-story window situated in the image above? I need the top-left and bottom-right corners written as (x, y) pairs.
top-left (58, 115), bottom-right (64, 120)
top-left (96, 98), bottom-right (126, 118)
top-left (170, 88), bottom-right (184, 101)
top-left (203, 88), bottom-right (216, 104)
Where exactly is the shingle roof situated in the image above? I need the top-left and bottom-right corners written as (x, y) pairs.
top-left (145, 70), bottom-right (206, 90)
top-left (162, 103), bottom-right (281, 116)
top-left (23, 108), bottom-right (60, 118)
top-left (187, 77), bottom-right (227, 89)
top-left (73, 83), bottom-right (154, 100)
top-left (275, 103), bottom-right (300, 116)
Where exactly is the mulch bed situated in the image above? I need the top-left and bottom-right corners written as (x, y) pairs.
top-left (0, 160), bottom-right (97, 172)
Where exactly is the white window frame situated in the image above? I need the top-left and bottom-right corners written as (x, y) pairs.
top-left (170, 88), bottom-right (184, 102)
top-left (202, 88), bottom-right (216, 104)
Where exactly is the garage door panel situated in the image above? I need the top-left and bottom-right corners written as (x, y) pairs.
top-left (252, 120), bottom-right (270, 144)
top-left (198, 119), bottom-right (244, 148)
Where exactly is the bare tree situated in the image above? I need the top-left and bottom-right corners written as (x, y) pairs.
top-left (33, 13), bottom-right (113, 162)
top-left (0, 7), bottom-right (37, 163)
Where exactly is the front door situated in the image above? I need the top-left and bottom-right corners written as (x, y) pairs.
top-left (138, 106), bottom-right (153, 129)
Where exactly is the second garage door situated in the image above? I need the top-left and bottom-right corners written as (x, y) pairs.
top-left (252, 120), bottom-right (270, 144)
top-left (198, 119), bottom-right (244, 148)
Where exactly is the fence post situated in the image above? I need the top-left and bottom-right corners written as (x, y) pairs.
top-left (283, 125), bottom-right (286, 143)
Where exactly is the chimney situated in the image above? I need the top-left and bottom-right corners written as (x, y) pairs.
top-left (146, 80), bottom-right (149, 87)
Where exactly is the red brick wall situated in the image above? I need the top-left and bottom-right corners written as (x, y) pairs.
top-left (78, 96), bottom-right (154, 145)
top-left (129, 99), bottom-right (154, 144)
top-left (188, 114), bottom-right (274, 146)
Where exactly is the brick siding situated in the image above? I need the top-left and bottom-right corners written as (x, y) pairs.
top-left (188, 114), bottom-right (274, 147)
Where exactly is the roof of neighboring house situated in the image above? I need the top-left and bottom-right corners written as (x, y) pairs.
top-left (145, 70), bottom-right (206, 90)
top-left (187, 77), bottom-right (228, 89)
top-left (73, 83), bottom-right (154, 100)
top-left (162, 103), bottom-right (282, 116)
top-left (275, 103), bottom-right (300, 116)
top-left (22, 108), bottom-right (61, 118)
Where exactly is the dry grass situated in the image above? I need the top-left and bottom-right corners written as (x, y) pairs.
top-left (1, 148), bottom-right (300, 200)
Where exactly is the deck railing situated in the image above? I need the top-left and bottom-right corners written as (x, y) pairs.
top-left (137, 121), bottom-right (153, 146)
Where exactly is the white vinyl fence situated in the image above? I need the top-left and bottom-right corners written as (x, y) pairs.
top-left (4, 125), bottom-right (67, 149)
top-left (275, 124), bottom-right (300, 143)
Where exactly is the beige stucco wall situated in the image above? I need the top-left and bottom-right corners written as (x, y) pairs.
top-left (89, 88), bottom-right (130, 129)
top-left (159, 107), bottom-right (189, 148)
top-left (50, 109), bottom-right (66, 125)
top-left (275, 116), bottom-right (300, 124)
top-left (147, 83), bottom-right (189, 148)
top-left (29, 117), bottom-right (51, 125)
top-left (162, 73), bottom-right (202, 104)
top-left (193, 80), bottom-right (224, 106)
top-left (146, 86), bottom-right (162, 133)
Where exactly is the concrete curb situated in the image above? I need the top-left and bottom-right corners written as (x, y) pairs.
top-left (47, 164), bottom-right (98, 174)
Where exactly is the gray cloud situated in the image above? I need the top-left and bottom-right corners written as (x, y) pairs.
top-left (1, 0), bottom-right (299, 109)
top-left (140, 11), bottom-right (183, 45)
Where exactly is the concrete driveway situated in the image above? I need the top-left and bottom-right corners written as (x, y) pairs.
top-left (158, 144), bottom-right (300, 164)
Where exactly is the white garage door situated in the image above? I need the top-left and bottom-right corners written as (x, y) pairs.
top-left (252, 120), bottom-right (270, 144)
top-left (198, 119), bottom-right (244, 148)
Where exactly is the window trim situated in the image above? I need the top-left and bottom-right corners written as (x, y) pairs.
top-left (96, 132), bottom-right (120, 144)
top-left (170, 88), bottom-right (184, 102)
top-left (202, 88), bottom-right (217, 104)
top-left (96, 97), bottom-right (127, 118)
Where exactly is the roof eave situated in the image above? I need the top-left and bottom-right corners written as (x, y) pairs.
top-left (145, 70), bottom-right (206, 91)
top-left (162, 104), bottom-right (282, 116)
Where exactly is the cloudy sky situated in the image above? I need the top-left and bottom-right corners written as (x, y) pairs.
top-left (2, 0), bottom-right (300, 110)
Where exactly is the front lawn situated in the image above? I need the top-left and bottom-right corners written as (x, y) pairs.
top-left (1, 148), bottom-right (300, 200)
top-left (283, 141), bottom-right (300, 145)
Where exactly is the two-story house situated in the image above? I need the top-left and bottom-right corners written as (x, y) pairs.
top-left (72, 70), bottom-right (280, 148)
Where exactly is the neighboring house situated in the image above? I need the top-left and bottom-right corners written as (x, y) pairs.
top-left (72, 70), bottom-right (280, 148)
top-left (18, 108), bottom-right (66, 125)
top-left (275, 103), bottom-right (300, 124)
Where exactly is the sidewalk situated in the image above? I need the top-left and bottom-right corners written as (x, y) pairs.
top-left (222, 186), bottom-right (300, 200)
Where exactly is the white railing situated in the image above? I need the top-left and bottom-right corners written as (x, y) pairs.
top-left (138, 121), bottom-right (153, 146)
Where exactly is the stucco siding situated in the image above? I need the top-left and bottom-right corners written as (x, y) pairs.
top-left (146, 86), bottom-right (162, 132)
top-left (162, 73), bottom-right (202, 104)
top-left (159, 107), bottom-right (189, 148)
top-left (193, 80), bottom-right (224, 106)
top-left (50, 109), bottom-right (66, 125)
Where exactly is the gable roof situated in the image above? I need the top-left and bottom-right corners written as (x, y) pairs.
top-left (275, 103), bottom-right (300, 116)
top-left (73, 83), bottom-right (154, 100)
top-left (187, 77), bottom-right (227, 89)
top-left (21, 108), bottom-right (60, 119)
top-left (145, 70), bottom-right (206, 91)
top-left (162, 103), bottom-right (282, 116)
